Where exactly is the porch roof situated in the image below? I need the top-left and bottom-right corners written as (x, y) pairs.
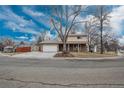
top-left (68, 34), bottom-right (87, 37)
top-left (40, 40), bottom-right (87, 44)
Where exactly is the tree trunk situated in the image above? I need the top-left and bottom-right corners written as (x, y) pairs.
top-left (100, 7), bottom-right (104, 54)
top-left (63, 41), bottom-right (67, 54)
top-left (100, 22), bottom-right (104, 54)
top-left (88, 45), bottom-right (90, 52)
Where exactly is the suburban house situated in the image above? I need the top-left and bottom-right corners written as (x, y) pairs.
top-left (40, 33), bottom-right (88, 52)
top-left (3, 46), bottom-right (14, 53)
top-left (2, 39), bottom-right (15, 53)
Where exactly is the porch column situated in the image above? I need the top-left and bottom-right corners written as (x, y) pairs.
top-left (57, 45), bottom-right (59, 52)
top-left (68, 44), bottom-right (70, 52)
top-left (72, 44), bottom-right (74, 52)
top-left (78, 44), bottom-right (79, 52)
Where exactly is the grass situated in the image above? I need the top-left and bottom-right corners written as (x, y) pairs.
top-left (54, 52), bottom-right (74, 57)
top-left (71, 52), bottom-right (117, 58)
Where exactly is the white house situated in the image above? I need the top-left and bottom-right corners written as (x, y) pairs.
top-left (40, 33), bottom-right (88, 52)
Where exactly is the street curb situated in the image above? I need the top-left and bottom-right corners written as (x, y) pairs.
top-left (7, 56), bottom-right (123, 61)
top-left (53, 56), bottom-right (123, 60)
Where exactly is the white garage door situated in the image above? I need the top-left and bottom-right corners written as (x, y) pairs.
top-left (43, 44), bottom-right (57, 52)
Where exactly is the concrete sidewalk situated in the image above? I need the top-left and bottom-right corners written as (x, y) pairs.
top-left (0, 52), bottom-right (10, 57)
top-left (12, 54), bottom-right (123, 60)
top-left (12, 52), bottom-right (56, 59)
top-left (0, 52), bottom-right (123, 60)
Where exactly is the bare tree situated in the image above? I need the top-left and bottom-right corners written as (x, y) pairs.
top-left (3, 38), bottom-right (14, 46)
top-left (37, 31), bottom-right (46, 44)
top-left (84, 17), bottom-right (98, 52)
top-left (103, 32), bottom-right (118, 52)
top-left (51, 5), bottom-right (86, 53)
top-left (94, 6), bottom-right (111, 54)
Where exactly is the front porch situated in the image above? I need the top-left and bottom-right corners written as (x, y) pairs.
top-left (58, 44), bottom-right (87, 52)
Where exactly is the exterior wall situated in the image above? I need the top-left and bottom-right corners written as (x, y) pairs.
top-left (67, 37), bottom-right (87, 42)
top-left (58, 36), bottom-right (87, 42)
top-left (4, 48), bottom-right (14, 53)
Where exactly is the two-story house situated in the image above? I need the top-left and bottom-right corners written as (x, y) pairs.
top-left (40, 33), bottom-right (88, 52)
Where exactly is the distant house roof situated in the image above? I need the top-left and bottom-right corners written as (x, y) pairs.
top-left (16, 42), bottom-right (31, 47)
top-left (17, 45), bottom-right (30, 47)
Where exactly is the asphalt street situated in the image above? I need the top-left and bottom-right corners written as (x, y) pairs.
top-left (0, 56), bottom-right (124, 88)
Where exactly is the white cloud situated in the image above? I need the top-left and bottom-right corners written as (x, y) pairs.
top-left (107, 6), bottom-right (124, 45)
top-left (119, 35), bottom-right (124, 46)
top-left (29, 36), bottom-right (36, 42)
top-left (5, 21), bottom-right (40, 35)
top-left (73, 15), bottom-right (95, 32)
top-left (23, 8), bottom-right (44, 17)
top-left (16, 36), bottom-right (29, 40)
top-left (0, 6), bottom-right (40, 35)
top-left (110, 6), bottom-right (124, 35)
top-left (77, 15), bottom-right (95, 22)
top-left (0, 7), bottom-right (34, 27)
top-left (23, 7), bottom-right (50, 29)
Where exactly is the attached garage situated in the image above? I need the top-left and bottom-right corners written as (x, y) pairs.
top-left (43, 44), bottom-right (58, 52)
top-left (40, 40), bottom-right (59, 53)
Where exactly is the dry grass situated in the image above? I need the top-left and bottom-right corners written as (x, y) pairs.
top-left (72, 52), bottom-right (117, 58)
top-left (54, 52), bottom-right (74, 57)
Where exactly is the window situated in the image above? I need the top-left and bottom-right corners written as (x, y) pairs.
top-left (77, 36), bottom-right (81, 39)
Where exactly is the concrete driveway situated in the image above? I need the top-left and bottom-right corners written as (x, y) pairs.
top-left (12, 52), bottom-right (56, 59)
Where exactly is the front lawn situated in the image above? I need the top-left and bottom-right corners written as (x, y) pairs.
top-left (71, 52), bottom-right (117, 58)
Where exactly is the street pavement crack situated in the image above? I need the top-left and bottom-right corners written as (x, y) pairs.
top-left (0, 77), bottom-right (124, 87)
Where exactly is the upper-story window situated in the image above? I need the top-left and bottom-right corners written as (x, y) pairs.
top-left (77, 36), bottom-right (82, 39)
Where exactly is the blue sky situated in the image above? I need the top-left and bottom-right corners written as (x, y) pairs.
top-left (0, 5), bottom-right (124, 45)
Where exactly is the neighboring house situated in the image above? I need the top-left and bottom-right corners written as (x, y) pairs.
top-left (40, 34), bottom-right (87, 52)
top-left (4, 46), bottom-right (14, 53)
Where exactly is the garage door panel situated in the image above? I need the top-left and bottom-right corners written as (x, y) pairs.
top-left (43, 45), bottom-right (57, 52)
